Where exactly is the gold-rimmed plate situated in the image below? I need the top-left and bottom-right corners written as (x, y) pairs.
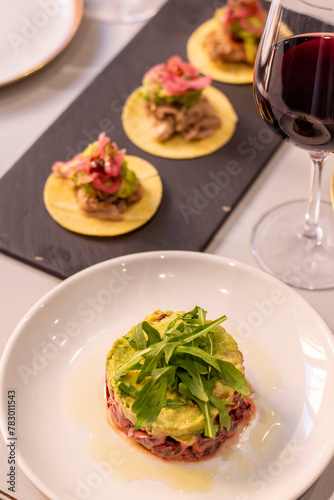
top-left (0, 0), bottom-right (83, 87)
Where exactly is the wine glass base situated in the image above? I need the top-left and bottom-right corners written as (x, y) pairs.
top-left (251, 200), bottom-right (334, 290)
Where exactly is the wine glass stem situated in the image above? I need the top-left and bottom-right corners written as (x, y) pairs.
top-left (302, 153), bottom-right (327, 240)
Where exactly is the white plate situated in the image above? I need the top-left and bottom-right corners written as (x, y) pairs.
top-left (0, 0), bottom-right (83, 87)
top-left (1, 251), bottom-right (334, 500)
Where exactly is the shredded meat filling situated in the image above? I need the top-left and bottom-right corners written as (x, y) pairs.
top-left (146, 96), bottom-right (221, 142)
top-left (203, 28), bottom-right (249, 64)
top-left (76, 181), bottom-right (142, 221)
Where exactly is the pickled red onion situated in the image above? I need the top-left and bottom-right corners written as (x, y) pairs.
top-left (221, 0), bottom-right (265, 37)
top-left (92, 177), bottom-right (122, 194)
top-left (144, 55), bottom-right (212, 96)
top-left (76, 172), bottom-right (99, 184)
top-left (51, 134), bottom-right (126, 194)
top-left (96, 132), bottom-right (110, 159)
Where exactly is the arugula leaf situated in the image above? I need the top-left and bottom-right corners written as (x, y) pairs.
top-left (163, 328), bottom-right (181, 338)
top-left (163, 342), bottom-right (179, 364)
top-left (210, 395), bottom-right (232, 432)
top-left (176, 345), bottom-right (248, 395)
top-left (177, 370), bottom-right (209, 402)
top-left (177, 315), bottom-right (227, 344)
top-left (179, 306), bottom-right (207, 326)
top-left (178, 381), bottom-right (217, 438)
top-left (181, 357), bottom-right (208, 376)
top-left (118, 383), bottom-right (139, 398)
top-left (114, 347), bottom-right (152, 381)
top-left (203, 374), bottom-right (216, 395)
top-left (166, 399), bottom-right (184, 409)
top-left (142, 321), bottom-right (161, 345)
top-left (206, 332), bottom-right (214, 356)
top-left (133, 365), bottom-right (176, 412)
top-left (174, 357), bottom-right (201, 378)
top-left (217, 359), bottom-right (250, 395)
top-left (179, 307), bottom-right (199, 325)
top-left (163, 314), bottom-right (183, 334)
top-left (136, 339), bottom-right (170, 383)
top-left (161, 365), bottom-right (178, 386)
top-left (163, 326), bottom-right (186, 338)
top-left (174, 346), bottom-right (220, 370)
top-left (177, 381), bottom-right (190, 398)
top-left (136, 356), bottom-right (159, 384)
top-left (192, 359), bottom-right (208, 376)
top-left (132, 366), bottom-right (176, 428)
top-left (128, 323), bottom-right (147, 350)
top-left (131, 378), bottom-right (154, 415)
top-left (198, 307), bottom-right (207, 326)
top-left (196, 399), bottom-right (219, 438)
top-left (205, 331), bottom-right (214, 379)
top-left (174, 323), bottom-right (193, 337)
top-left (133, 378), bottom-right (168, 429)
top-left (181, 306), bottom-right (199, 320)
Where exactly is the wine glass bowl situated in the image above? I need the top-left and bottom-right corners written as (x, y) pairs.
top-left (252, 0), bottom-right (334, 289)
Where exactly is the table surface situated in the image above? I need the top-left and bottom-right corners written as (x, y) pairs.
top-left (0, 4), bottom-right (333, 500)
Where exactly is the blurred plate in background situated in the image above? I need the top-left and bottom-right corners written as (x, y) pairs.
top-left (0, 0), bottom-right (83, 87)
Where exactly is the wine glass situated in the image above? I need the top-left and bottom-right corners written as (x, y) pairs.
top-left (252, 0), bottom-right (334, 290)
top-left (84, 0), bottom-right (165, 23)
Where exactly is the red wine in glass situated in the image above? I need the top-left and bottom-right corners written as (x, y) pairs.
top-left (254, 33), bottom-right (334, 153)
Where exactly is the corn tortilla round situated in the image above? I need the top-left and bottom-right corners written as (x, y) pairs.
top-left (43, 155), bottom-right (162, 236)
top-left (122, 85), bottom-right (238, 159)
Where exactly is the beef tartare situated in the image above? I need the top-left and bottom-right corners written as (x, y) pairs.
top-left (105, 307), bottom-right (253, 462)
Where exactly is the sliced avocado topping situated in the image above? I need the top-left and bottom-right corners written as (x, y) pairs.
top-left (140, 80), bottom-right (202, 108)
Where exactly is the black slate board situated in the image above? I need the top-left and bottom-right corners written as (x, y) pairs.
top-left (0, 0), bottom-right (281, 279)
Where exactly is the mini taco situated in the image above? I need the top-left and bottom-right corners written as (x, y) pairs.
top-left (43, 133), bottom-right (162, 236)
top-left (187, 0), bottom-right (266, 84)
top-left (122, 55), bottom-right (237, 159)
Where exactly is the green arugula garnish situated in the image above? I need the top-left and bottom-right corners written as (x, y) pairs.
top-left (114, 307), bottom-right (249, 438)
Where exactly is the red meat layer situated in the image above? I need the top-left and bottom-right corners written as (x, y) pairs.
top-left (106, 383), bottom-right (253, 462)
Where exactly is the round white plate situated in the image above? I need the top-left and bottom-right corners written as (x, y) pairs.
top-left (1, 251), bottom-right (334, 500)
top-left (0, 0), bottom-right (83, 87)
